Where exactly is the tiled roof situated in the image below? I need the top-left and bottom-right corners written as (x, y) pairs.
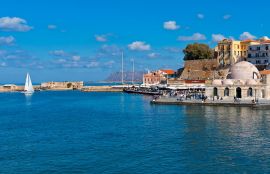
top-left (260, 70), bottom-right (270, 75)
top-left (160, 69), bottom-right (175, 75)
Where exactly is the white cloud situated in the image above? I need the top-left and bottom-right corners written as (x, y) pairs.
top-left (240, 32), bottom-right (257, 40)
top-left (223, 15), bottom-right (232, 20)
top-left (0, 17), bottom-right (32, 32)
top-left (57, 59), bottom-right (66, 63)
top-left (48, 25), bottom-right (57, 29)
top-left (148, 53), bottom-right (159, 58)
top-left (163, 21), bottom-right (180, 30)
top-left (95, 35), bottom-right (108, 42)
top-left (128, 41), bottom-right (151, 51)
top-left (197, 14), bottom-right (204, 19)
top-left (212, 34), bottom-right (226, 42)
top-left (86, 61), bottom-right (99, 68)
top-left (49, 50), bottom-right (67, 57)
top-left (0, 62), bottom-right (7, 67)
top-left (0, 36), bottom-right (15, 45)
top-left (72, 55), bottom-right (80, 61)
top-left (178, 33), bottom-right (206, 41)
top-left (228, 36), bottom-right (235, 40)
top-left (104, 60), bottom-right (115, 68)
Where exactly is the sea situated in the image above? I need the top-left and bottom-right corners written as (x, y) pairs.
top-left (1, 91), bottom-right (270, 174)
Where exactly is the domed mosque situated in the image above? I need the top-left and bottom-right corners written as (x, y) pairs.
top-left (206, 61), bottom-right (270, 100)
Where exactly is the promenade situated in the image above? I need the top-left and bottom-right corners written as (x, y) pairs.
top-left (151, 96), bottom-right (270, 108)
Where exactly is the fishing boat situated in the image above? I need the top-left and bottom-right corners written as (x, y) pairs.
top-left (23, 73), bottom-right (34, 95)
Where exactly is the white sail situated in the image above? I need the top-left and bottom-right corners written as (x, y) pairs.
top-left (24, 73), bottom-right (34, 93)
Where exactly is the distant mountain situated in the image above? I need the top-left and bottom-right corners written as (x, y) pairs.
top-left (105, 71), bottom-right (145, 83)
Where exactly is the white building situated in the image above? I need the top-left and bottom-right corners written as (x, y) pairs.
top-left (205, 61), bottom-right (270, 100)
top-left (247, 40), bottom-right (270, 65)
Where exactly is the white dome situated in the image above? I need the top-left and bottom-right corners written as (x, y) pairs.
top-left (222, 79), bottom-right (234, 85)
top-left (227, 61), bottom-right (260, 80)
top-left (212, 79), bottom-right (222, 85)
top-left (246, 79), bottom-right (259, 85)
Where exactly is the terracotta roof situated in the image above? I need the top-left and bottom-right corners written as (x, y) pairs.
top-left (160, 69), bottom-right (175, 75)
top-left (262, 40), bottom-right (270, 43)
top-left (260, 70), bottom-right (270, 75)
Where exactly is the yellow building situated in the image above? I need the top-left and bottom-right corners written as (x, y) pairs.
top-left (216, 39), bottom-right (259, 66)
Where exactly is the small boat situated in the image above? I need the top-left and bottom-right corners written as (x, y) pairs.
top-left (23, 73), bottom-right (34, 95)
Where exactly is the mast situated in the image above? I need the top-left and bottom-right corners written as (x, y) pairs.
top-left (121, 52), bottom-right (124, 84)
top-left (132, 59), bottom-right (134, 84)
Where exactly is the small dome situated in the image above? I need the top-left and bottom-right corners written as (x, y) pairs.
top-left (227, 61), bottom-right (260, 80)
top-left (212, 79), bottom-right (222, 85)
top-left (223, 79), bottom-right (234, 85)
top-left (246, 79), bottom-right (259, 85)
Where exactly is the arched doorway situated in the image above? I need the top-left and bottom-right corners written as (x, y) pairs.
top-left (236, 87), bottom-right (242, 98)
top-left (224, 87), bottom-right (229, 96)
top-left (213, 87), bottom-right (218, 96)
top-left (247, 87), bottom-right (253, 97)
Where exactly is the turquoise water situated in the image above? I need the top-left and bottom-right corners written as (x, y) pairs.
top-left (1, 91), bottom-right (270, 173)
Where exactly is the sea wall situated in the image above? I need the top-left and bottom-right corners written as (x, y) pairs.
top-left (81, 86), bottom-right (123, 92)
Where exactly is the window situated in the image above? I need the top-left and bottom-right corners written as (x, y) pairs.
top-left (247, 88), bottom-right (253, 97)
top-left (266, 46), bottom-right (269, 50)
top-left (264, 60), bottom-right (268, 64)
top-left (249, 47), bottom-right (252, 51)
top-left (256, 60), bottom-right (261, 64)
top-left (213, 87), bottom-right (218, 97)
top-left (224, 87), bottom-right (229, 96)
top-left (257, 47), bottom-right (260, 50)
top-left (248, 54), bottom-right (251, 58)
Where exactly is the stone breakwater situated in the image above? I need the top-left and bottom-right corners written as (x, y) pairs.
top-left (0, 85), bottom-right (41, 92)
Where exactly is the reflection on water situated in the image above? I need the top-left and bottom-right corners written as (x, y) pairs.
top-left (182, 106), bottom-right (270, 173)
top-left (1, 92), bottom-right (270, 173)
top-left (25, 93), bottom-right (32, 106)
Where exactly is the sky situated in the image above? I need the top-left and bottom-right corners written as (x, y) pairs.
top-left (0, 0), bottom-right (270, 83)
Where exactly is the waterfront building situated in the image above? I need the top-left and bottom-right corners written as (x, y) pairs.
top-left (247, 38), bottom-right (270, 66)
top-left (215, 39), bottom-right (259, 66)
top-left (205, 61), bottom-right (270, 100)
top-left (143, 69), bottom-right (175, 86)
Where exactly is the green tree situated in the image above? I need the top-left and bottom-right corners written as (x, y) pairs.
top-left (183, 43), bottom-right (214, 61)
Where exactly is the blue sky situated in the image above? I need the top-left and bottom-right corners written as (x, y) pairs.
top-left (0, 0), bottom-right (269, 83)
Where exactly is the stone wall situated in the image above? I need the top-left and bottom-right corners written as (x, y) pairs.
top-left (180, 59), bottom-right (228, 80)
top-left (41, 81), bottom-right (84, 89)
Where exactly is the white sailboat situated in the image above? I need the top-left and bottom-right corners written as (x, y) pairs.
top-left (24, 73), bottom-right (34, 95)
